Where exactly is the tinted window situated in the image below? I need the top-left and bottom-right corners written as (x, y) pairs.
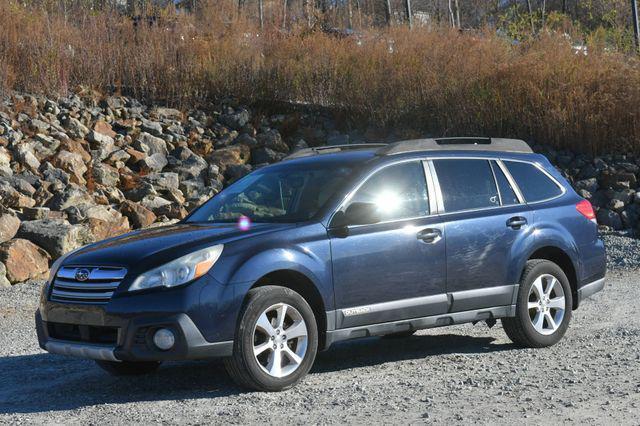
top-left (504, 161), bottom-right (562, 202)
top-left (491, 161), bottom-right (520, 206)
top-left (433, 159), bottom-right (500, 212)
top-left (343, 162), bottom-right (429, 223)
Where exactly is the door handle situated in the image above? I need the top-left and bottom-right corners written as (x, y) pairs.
top-left (507, 216), bottom-right (527, 229)
top-left (417, 228), bottom-right (442, 243)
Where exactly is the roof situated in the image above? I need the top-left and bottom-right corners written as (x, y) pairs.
top-left (283, 144), bottom-right (386, 161)
top-left (283, 138), bottom-right (533, 162)
top-left (377, 138), bottom-right (533, 155)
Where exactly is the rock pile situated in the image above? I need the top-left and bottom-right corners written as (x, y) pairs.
top-left (0, 91), bottom-right (639, 284)
top-left (535, 147), bottom-right (640, 233)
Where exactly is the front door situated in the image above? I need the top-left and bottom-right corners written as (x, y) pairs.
top-left (431, 158), bottom-right (533, 312)
top-left (329, 161), bottom-right (448, 328)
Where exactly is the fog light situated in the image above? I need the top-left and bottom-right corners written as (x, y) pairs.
top-left (153, 328), bottom-right (175, 351)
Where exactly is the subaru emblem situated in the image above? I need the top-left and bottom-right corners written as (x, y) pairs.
top-left (75, 269), bottom-right (90, 282)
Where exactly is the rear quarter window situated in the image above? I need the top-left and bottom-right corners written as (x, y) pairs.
top-left (504, 161), bottom-right (563, 202)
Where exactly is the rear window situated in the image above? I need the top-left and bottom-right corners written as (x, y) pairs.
top-left (433, 159), bottom-right (500, 212)
top-left (504, 161), bottom-right (562, 202)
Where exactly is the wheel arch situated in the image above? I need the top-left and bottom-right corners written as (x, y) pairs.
top-left (527, 246), bottom-right (579, 309)
top-left (250, 269), bottom-right (329, 350)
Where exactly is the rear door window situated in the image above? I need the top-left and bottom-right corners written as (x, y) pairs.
top-left (490, 161), bottom-right (520, 206)
top-left (433, 159), bottom-right (500, 212)
top-left (504, 161), bottom-right (563, 202)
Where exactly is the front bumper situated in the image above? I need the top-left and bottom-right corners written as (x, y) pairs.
top-left (35, 273), bottom-right (239, 363)
top-left (36, 309), bottom-right (233, 362)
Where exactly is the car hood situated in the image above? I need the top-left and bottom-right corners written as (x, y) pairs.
top-left (63, 222), bottom-right (295, 271)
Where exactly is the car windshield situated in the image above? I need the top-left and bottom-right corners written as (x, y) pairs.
top-left (186, 163), bottom-right (356, 223)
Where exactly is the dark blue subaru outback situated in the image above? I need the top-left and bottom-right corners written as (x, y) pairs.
top-left (36, 138), bottom-right (606, 391)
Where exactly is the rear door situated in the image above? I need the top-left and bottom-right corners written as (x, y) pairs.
top-left (329, 160), bottom-right (448, 328)
top-left (430, 158), bottom-right (533, 312)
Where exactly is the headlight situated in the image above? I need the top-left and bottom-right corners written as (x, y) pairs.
top-left (129, 245), bottom-right (224, 292)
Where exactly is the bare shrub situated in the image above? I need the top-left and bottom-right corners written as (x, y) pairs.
top-left (1, 2), bottom-right (639, 154)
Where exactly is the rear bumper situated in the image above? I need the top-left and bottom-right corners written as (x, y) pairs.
top-left (577, 277), bottom-right (605, 306)
top-left (36, 308), bottom-right (233, 363)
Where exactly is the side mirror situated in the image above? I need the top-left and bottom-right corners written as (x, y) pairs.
top-left (333, 202), bottom-right (381, 227)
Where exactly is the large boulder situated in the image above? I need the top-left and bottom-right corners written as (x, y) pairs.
top-left (0, 213), bottom-right (20, 243)
top-left (167, 147), bottom-right (208, 180)
top-left (142, 172), bottom-right (180, 192)
top-left (93, 120), bottom-right (117, 139)
top-left (0, 239), bottom-right (50, 283)
top-left (207, 145), bottom-right (250, 173)
top-left (596, 208), bottom-right (623, 230)
top-left (92, 163), bottom-right (120, 187)
top-left (153, 107), bottom-right (183, 121)
top-left (120, 200), bottom-right (156, 229)
top-left (47, 184), bottom-right (93, 211)
top-left (0, 184), bottom-right (35, 209)
top-left (14, 145), bottom-right (40, 171)
top-left (62, 117), bottom-right (90, 139)
top-left (0, 261), bottom-right (10, 287)
top-left (141, 119), bottom-right (163, 137)
top-left (251, 147), bottom-right (286, 164)
top-left (574, 178), bottom-right (599, 194)
top-left (139, 153), bottom-right (168, 172)
top-left (16, 219), bottom-right (88, 259)
top-left (220, 108), bottom-right (250, 130)
top-left (256, 129), bottom-right (289, 153)
top-left (51, 150), bottom-right (87, 184)
top-left (134, 132), bottom-right (168, 156)
top-left (77, 205), bottom-right (130, 240)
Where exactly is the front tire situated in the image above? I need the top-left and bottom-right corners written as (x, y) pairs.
top-left (95, 360), bottom-right (161, 376)
top-left (502, 259), bottom-right (573, 348)
top-left (224, 286), bottom-right (318, 391)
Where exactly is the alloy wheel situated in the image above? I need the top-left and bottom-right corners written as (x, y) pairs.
top-left (527, 273), bottom-right (566, 336)
top-left (252, 303), bottom-right (308, 378)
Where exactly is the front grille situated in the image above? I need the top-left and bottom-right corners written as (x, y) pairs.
top-left (50, 266), bottom-right (127, 304)
top-left (47, 322), bottom-right (119, 345)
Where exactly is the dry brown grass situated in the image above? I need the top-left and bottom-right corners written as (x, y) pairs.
top-left (1, 1), bottom-right (639, 154)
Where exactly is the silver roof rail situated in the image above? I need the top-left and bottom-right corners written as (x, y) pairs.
top-left (376, 138), bottom-right (533, 155)
top-left (283, 144), bottom-right (387, 161)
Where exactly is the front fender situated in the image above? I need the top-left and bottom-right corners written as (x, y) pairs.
top-left (208, 223), bottom-right (333, 307)
top-left (229, 248), bottom-right (328, 290)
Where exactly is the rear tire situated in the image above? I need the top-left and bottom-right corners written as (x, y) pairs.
top-left (95, 360), bottom-right (161, 376)
top-left (224, 285), bottom-right (318, 391)
top-left (502, 259), bottom-right (572, 348)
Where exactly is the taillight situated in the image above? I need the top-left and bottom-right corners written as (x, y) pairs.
top-left (576, 199), bottom-right (596, 222)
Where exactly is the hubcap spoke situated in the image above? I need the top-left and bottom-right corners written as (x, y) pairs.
top-left (284, 320), bottom-right (307, 340)
top-left (532, 277), bottom-right (544, 299)
top-left (254, 341), bottom-right (272, 357)
top-left (547, 296), bottom-right (565, 310)
top-left (255, 312), bottom-right (276, 336)
top-left (283, 347), bottom-right (303, 366)
top-left (267, 348), bottom-right (282, 377)
top-left (545, 312), bottom-right (557, 331)
top-left (527, 301), bottom-right (539, 311)
top-left (532, 311), bottom-right (545, 332)
top-left (275, 304), bottom-right (288, 329)
top-left (545, 277), bottom-right (558, 297)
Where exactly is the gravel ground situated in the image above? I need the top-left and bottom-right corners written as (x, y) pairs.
top-left (0, 234), bottom-right (639, 424)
